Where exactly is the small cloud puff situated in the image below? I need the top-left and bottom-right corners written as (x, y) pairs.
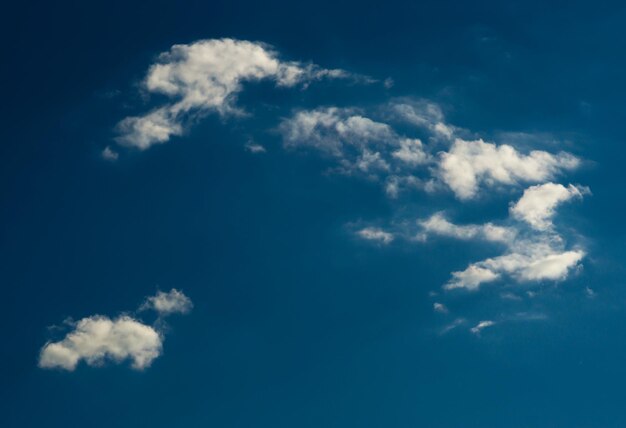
top-left (141, 289), bottom-right (193, 316)
top-left (433, 302), bottom-right (448, 314)
top-left (101, 146), bottom-right (119, 161)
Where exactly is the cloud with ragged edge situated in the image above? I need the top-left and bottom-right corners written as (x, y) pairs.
top-left (38, 289), bottom-right (191, 371)
top-left (107, 38), bottom-right (591, 336)
top-left (114, 38), bottom-right (372, 150)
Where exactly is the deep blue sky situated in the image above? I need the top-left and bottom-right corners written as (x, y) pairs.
top-left (2, 1), bottom-right (626, 427)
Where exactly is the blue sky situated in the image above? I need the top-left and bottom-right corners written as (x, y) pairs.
top-left (3, 1), bottom-right (626, 426)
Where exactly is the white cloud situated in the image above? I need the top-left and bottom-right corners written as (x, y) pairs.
top-left (439, 318), bottom-right (466, 335)
top-left (356, 227), bottom-right (394, 244)
top-left (39, 289), bottom-right (193, 371)
top-left (392, 138), bottom-right (429, 165)
top-left (433, 302), bottom-right (448, 314)
top-left (279, 107), bottom-right (432, 186)
top-left (470, 320), bottom-right (495, 334)
top-left (389, 101), bottom-right (454, 139)
top-left (510, 183), bottom-right (588, 230)
top-left (446, 265), bottom-right (500, 290)
top-left (280, 107), bottom-right (395, 156)
top-left (416, 210), bottom-right (586, 291)
top-left (245, 142), bottom-right (267, 153)
top-left (439, 138), bottom-right (580, 199)
top-left (116, 39), bottom-right (351, 150)
top-left (446, 243), bottom-right (585, 290)
top-left (419, 212), bottom-right (516, 243)
top-left (141, 289), bottom-right (193, 316)
top-left (39, 316), bottom-right (162, 371)
top-left (101, 146), bottom-right (119, 161)
top-left (116, 108), bottom-right (183, 150)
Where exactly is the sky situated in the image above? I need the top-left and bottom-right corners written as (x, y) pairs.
top-left (3, 0), bottom-right (626, 426)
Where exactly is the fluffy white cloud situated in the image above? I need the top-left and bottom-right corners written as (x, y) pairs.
top-left (116, 39), bottom-right (351, 150)
top-left (141, 289), bottom-right (193, 316)
top-left (510, 183), bottom-right (588, 230)
top-left (392, 138), bottom-right (429, 165)
top-left (446, 241), bottom-right (585, 290)
top-left (356, 227), bottom-right (394, 244)
top-left (39, 316), bottom-right (162, 371)
top-left (439, 139), bottom-right (580, 199)
top-left (446, 265), bottom-right (500, 290)
top-left (419, 212), bottom-right (516, 243)
top-left (116, 108), bottom-right (183, 150)
top-left (39, 289), bottom-right (193, 371)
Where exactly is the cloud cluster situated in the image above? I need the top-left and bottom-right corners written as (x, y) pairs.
top-left (109, 38), bottom-right (591, 335)
top-left (39, 289), bottom-right (192, 371)
top-left (414, 185), bottom-right (588, 291)
top-left (115, 39), bottom-right (355, 150)
top-left (279, 106), bottom-right (438, 197)
top-left (279, 104), bottom-right (582, 202)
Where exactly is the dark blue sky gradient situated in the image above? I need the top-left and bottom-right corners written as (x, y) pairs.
top-left (2, 1), bottom-right (626, 427)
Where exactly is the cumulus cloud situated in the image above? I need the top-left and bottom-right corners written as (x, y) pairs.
top-left (39, 289), bottom-right (192, 371)
top-left (510, 183), bottom-right (588, 230)
top-left (446, 240), bottom-right (585, 290)
top-left (116, 39), bottom-right (353, 150)
top-left (39, 316), bottom-right (162, 371)
top-left (446, 265), bottom-right (500, 290)
top-left (419, 212), bottom-right (516, 243)
top-left (392, 138), bottom-right (429, 165)
top-left (141, 289), bottom-right (193, 316)
top-left (439, 139), bottom-right (580, 199)
top-left (356, 227), bottom-right (394, 244)
top-left (117, 108), bottom-right (183, 150)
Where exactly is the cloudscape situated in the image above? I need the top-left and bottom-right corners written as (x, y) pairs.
top-left (3, 1), bottom-right (626, 427)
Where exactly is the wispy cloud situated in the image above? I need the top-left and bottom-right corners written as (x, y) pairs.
top-left (356, 227), bottom-right (395, 244)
